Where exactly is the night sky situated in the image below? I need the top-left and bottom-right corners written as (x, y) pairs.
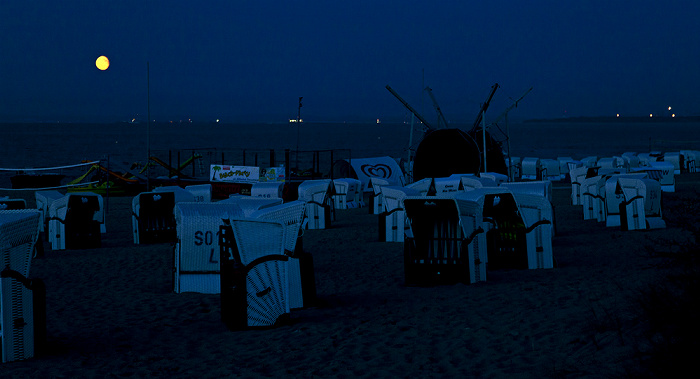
top-left (1, 1), bottom-right (698, 123)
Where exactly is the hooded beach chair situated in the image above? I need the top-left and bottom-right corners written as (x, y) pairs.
top-left (460, 188), bottom-right (549, 270)
top-left (34, 190), bottom-right (63, 233)
top-left (249, 200), bottom-right (314, 309)
top-left (368, 177), bottom-right (391, 215)
top-left (603, 173), bottom-right (648, 227)
top-left (521, 157), bottom-right (542, 180)
top-left (132, 191), bottom-right (177, 244)
top-left (616, 177), bottom-right (665, 230)
top-left (250, 182), bottom-right (285, 199)
top-left (48, 193), bottom-right (103, 250)
top-left (378, 186), bottom-right (420, 242)
top-left (1, 210), bottom-right (43, 362)
top-left (332, 179), bottom-right (350, 210)
top-left (218, 219), bottom-right (290, 330)
top-left (218, 196), bottom-right (283, 217)
top-left (184, 183), bottom-right (212, 202)
top-left (403, 194), bottom-right (487, 285)
top-left (580, 176), bottom-right (606, 222)
top-left (173, 202), bottom-right (245, 294)
top-left (512, 193), bottom-right (554, 269)
top-left (297, 179), bottom-right (334, 229)
top-left (460, 176), bottom-right (497, 191)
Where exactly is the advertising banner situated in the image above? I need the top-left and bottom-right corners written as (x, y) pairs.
top-left (210, 165), bottom-right (259, 182)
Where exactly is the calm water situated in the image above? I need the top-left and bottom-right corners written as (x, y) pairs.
top-left (1, 119), bottom-right (698, 181)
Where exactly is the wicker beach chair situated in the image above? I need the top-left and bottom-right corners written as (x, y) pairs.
top-left (521, 157), bottom-right (542, 180)
top-left (132, 191), bottom-right (177, 244)
top-left (153, 185), bottom-right (195, 203)
top-left (34, 190), bottom-right (63, 233)
top-left (617, 177), bottom-right (666, 230)
top-left (332, 179), bottom-right (350, 210)
top-left (218, 196), bottom-right (283, 217)
top-left (580, 176), bottom-right (606, 222)
top-left (297, 179), bottom-right (334, 229)
top-left (219, 219), bottom-right (290, 330)
top-left (603, 173), bottom-right (649, 227)
top-left (403, 194), bottom-right (487, 286)
top-left (1, 210), bottom-right (43, 362)
top-left (173, 202), bottom-right (245, 294)
top-left (512, 193), bottom-right (554, 269)
top-left (249, 200), bottom-right (314, 309)
top-left (368, 177), bottom-right (390, 215)
top-left (379, 186), bottom-right (420, 242)
top-left (459, 176), bottom-right (497, 191)
top-left (48, 193), bottom-right (103, 250)
top-left (184, 183), bottom-right (212, 202)
top-left (250, 182), bottom-right (285, 199)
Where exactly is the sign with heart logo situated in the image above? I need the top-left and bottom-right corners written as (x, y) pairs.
top-left (346, 156), bottom-right (403, 191)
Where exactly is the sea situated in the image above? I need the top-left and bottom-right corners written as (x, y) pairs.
top-left (1, 119), bottom-right (699, 188)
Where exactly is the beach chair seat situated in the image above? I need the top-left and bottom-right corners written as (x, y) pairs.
top-left (379, 186), bottom-right (419, 242)
top-left (48, 193), bottom-right (103, 250)
top-left (219, 219), bottom-right (290, 330)
top-left (173, 202), bottom-right (245, 294)
top-left (344, 178), bottom-right (364, 208)
top-left (132, 191), bottom-right (177, 244)
top-left (1, 210), bottom-right (43, 362)
top-left (403, 195), bottom-right (487, 285)
top-left (249, 200), bottom-right (314, 309)
top-left (602, 173), bottom-right (648, 227)
top-left (297, 179), bottom-right (334, 229)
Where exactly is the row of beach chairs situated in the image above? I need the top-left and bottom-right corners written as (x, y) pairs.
top-left (506, 149), bottom-right (699, 183)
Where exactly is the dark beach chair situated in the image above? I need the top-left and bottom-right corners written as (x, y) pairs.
top-left (403, 195), bottom-right (487, 286)
top-left (132, 191), bottom-right (177, 244)
top-left (219, 219), bottom-right (290, 330)
top-left (47, 193), bottom-right (103, 250)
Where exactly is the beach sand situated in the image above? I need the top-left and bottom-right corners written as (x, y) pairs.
top-left (1, 173), bottom-right (699, 378)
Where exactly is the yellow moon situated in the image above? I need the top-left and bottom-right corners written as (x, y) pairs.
top-left (96, 55), bottom-right (110, 71)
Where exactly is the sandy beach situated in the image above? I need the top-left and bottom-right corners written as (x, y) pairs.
top-left (0, 171), bottom-right (698, 378)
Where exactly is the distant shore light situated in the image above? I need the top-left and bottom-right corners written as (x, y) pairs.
top-left (616, 113), bottom-right (620, 117)
top-left (649, 114), bottom-right (653, 117)
top-left (668, 106), bottom-right (672, 111)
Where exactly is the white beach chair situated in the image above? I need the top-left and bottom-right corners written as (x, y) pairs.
top-left (1, 210), bottom-right (41, 363)
top-left (403, 194), bottom-right (488, 285)
top-left (173, 202), bottom-right (245, 294)
top-left (405, 177), bottom-right (433, 196)
top-left (185, 183), bottom-right (212, 202)
top-left (617, 177), bottom-right (666, 230)
top-left (621, 152), bottom-right (640, 169)
top-left (218, 195), bottom-right (283, 217)
top-left (603, 173), bottom-right (648, 227)
top-left (341, 178), bottom-right (363, 208)
top-left (512, 193), bottom-right (554, 269)
top-left (219, 219), bottom-right (290, 330)
top-left (153, 185), bottom-right (196, 203)
top-left (581, 176), bottom-right (606, 222)
top-left (506, 156), bottom-right (521, 181)
top-left (569, 165), bottom-right (589, 206)
top-left (297, 179), bottom-right (334, 229)
top-left (47, 193), bottom-right (104, 250)
top-left (557, 157), bottom-right (574, 180)
top-left (432, 176), bottom-right (464, 196)
top-left (521, 157), bottom-right (542, 180)
top-left (460, 176), bottom-right (497, 191)
top-left (250, 182), bottom-right (284, 199)
top-left (332, 179), bottom-right (350, 210)
top-left (500, 181), bottom-right (553, 202)
top-left (663, 152), bottom-right (681, 175)
top-left (680, 150), bottom-right (699, 173)
top-left (34, 190), bottom-right (64, 233)
top-left (540, 159), bottom-right (561, 182)
top-left (368, 177), bottom-right (390, 215)
top-left (249, 201), bottom-right (313, 309)
top-left (379, 186), bottom-right (420, 242)
top-left (480, 172), bottom-right (509, 185)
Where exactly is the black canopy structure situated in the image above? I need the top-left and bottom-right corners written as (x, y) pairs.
top-left (412, 128), bottom-right (508, 181)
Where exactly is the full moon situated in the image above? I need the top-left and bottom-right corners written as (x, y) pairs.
top-left (96, 55), bottom-right (110, 71)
